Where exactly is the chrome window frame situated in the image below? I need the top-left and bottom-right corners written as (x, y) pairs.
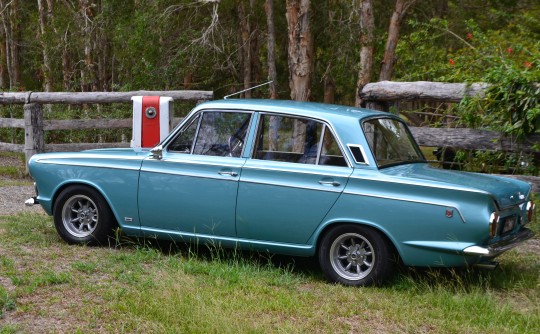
top-left (250, 112), bottom-right (353, 168)
top-left (165, 109), bottom-right (254, 157)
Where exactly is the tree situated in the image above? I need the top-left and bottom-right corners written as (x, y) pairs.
top-left (379, 0), bottom-right (417, 81)
top-left (286, 0), bottom-right (312, 102)
top-left (37, 0), bottom-right (54, 92)
top-left (355, 0), bottom-right (375, 106)
top-left (265, 0), bottom-right (278, 99)
top-left (0, 0), bottom-right (21, 89)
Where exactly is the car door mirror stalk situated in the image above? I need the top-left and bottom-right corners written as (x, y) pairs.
top-left (150, 145), bottom-right (163, 160)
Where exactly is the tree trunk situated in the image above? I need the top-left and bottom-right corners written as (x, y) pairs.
top-left (0, 23), bottom-right (6, 89)
top-left (355, 0), bottom-right (375, 107)
top-left (183, 71), bottom-right (193, 89)
top-left (61, 27), bottom-right (72, 91)
top-left (265, 0), bottom-right (278, 99)
top-left (237, 1), bottom-right (252, 97)
top-left (37, 0), bottom-right (53, 92)
top-left (324, 74), bottom-right (335, 104)
top-left (78, 0), bottom-right (98, 92)
top-left (0, 0), bottom-right (21, 89)
top-left (379, 0), bottom-right (416, 81)
top-left (286, 0), bottom-right (313, 102)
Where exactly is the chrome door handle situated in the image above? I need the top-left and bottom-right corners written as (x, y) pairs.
top-left (319, 180), bottom-right (340, 187)
top-left (219, 170), bottom-right (238, 177)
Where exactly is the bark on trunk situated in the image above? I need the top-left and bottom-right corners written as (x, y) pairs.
top-left (379, 0), bottom-right (416, 81)
top-left (238, 1), bottom-right (252, 97)
top-left (0, 0), bottom-right (21, 89)
top-left (38, 0), bottom-right (53, 92)
top-left (286, 0), bottom-right (313, 102)
top-left (324, 74), bottom-right (335, 104)
top-left (355, 0), bottom-right (375, 107)
top-left (265, 0), bottom-right (278, 99)
top-left (79, 0), bottom-right (98, 92)
top-left (0, 24), bottom-right (6, 89)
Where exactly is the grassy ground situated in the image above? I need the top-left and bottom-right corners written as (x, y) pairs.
top-left (0, 214), bottom-right (538, 333)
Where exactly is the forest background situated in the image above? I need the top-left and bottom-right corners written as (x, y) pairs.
top-left (0, 0), bottom-right (539, 169)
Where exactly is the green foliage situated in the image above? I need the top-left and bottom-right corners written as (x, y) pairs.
top-left (460, 61), bottom-right (540, 138)
top-left (397, 7), bottom-right (540, 158)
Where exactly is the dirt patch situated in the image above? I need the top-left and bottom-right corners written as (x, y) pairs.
top-left (0, 153), bottom-right (44, 216)
top-left (0, 185), bottom-right (45, 216)
top-left (0, 153), bottom-right (24, 168)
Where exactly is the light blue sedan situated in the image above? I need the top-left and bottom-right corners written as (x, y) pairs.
top-left (26, 99), bottom-right (535, 286)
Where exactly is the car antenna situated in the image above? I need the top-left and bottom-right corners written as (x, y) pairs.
top-left (224, 81), bottom-right (273, 99)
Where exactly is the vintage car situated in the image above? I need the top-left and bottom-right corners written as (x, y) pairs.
top-left (26, 99), bottom-right (535, 286)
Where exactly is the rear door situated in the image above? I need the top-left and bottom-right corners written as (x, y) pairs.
top-left (236, 113), bottom-right (353, 244)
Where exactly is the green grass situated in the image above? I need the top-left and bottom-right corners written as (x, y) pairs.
top-left (0, 152), bottom-right (26, 180)
top-left (0, 213), bottom-right (538, 333)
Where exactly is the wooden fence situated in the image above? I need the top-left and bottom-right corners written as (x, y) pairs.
top-left (1, 83), bottom-right (539, 190)
top-left (360, 81), bottom-right (540, 191)
top-left (0, 90), bottom-right (213, 168)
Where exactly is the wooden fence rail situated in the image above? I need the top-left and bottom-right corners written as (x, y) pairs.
top-left (361, 81), bottom-right (540, 191)
top-left (0, 90), bottom-right (213, 168)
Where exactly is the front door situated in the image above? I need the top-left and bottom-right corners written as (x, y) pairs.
top-left (138, 110), bottom-right (252, 237)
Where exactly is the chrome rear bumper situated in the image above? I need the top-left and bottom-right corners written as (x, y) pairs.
top-left (463, 228), bottom-right (534, 257)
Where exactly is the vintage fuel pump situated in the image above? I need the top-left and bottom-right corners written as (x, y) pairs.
top-left (130, 96), bottom-right (173, 149)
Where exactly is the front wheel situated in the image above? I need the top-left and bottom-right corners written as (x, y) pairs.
top-left (53, 185), bottom-right (118, 246)
top-left (318, 225), bottom-right (396, 286)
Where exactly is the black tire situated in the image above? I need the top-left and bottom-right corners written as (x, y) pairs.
top-left (318, 224), bottom-right (396, 286)
top-left (53, 185), bottom-right (118, 246)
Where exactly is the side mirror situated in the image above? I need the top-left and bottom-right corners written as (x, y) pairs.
top-left (150, 145), bottom-right (163, 160)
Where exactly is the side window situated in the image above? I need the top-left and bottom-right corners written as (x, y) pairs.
top-left (168, 114), bottom-right (201, 153)
top-left (319, 129), bottom-right (347, 167)
top-left (168, 111), bottom-right (251, 157)
top-left (254, 114), bottom-right (347, 166)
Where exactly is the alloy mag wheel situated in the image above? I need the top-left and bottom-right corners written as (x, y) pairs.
top-left (61, 194), bottom-right (99, 238)
top-left (329, 232), bottom-right (375, 281)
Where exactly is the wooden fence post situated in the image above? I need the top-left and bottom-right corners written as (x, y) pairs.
top-left (24, 103), bottom-right (44, 173)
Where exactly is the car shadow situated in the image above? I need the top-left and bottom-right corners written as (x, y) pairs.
top-left (114, 234), bottom-right (323, 282)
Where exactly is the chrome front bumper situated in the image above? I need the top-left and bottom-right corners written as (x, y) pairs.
top-left (463, 228), bottom-right (534, 257)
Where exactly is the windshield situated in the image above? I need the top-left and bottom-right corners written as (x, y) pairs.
top-left (362, 117), bottom-right (425, 168)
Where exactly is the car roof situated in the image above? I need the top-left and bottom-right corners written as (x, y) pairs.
top-left (193, 99), bottom-right (388, 122)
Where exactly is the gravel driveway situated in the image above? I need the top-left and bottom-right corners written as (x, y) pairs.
top-left (0, 181), bottom-right (45, 216)
top-left (0, 154), bottom-right (45, 216)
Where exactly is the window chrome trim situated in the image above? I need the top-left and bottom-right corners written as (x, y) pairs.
top-left (347, 144), bottom-right (369, 165)
top-left (241, 163), bottom-right (350, 178)
top-left (252, 111), bottom-right (353, 168)
top-left (164, 109), bottom-right (255, 154)
top-left (360, 115), bottom-right (426, 168)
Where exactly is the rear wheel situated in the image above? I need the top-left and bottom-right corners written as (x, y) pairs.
top-left (53, 185), bottom-right (117, 246)
top-left (318, 224), bottom-right (395, 286)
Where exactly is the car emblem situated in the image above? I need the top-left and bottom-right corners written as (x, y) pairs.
top-left (446, 209), bottom-right (453, 218)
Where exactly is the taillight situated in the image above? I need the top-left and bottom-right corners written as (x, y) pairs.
top-left (526, 201), bottom-right (535, 223)
top-left (489, 212), bottom-right (499, 237)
